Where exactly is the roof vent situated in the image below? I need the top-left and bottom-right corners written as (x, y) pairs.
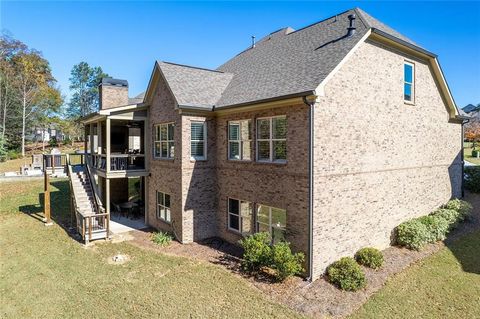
top-left (251, 35), bottom-right (256, 48)
top-left (347, 14), bottom-right (356, 37)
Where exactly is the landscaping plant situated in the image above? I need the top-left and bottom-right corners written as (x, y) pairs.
top-left (465, 167), bottom-right (480, 193)
top-left (239, 232), bottom-right (272, 272)
top-left (151, 231), bottom-right (173, 246)
top-left (444, 199), bottom-right (473, 221)
top-left (271, 241), bottom-right (305, 281)
top-left (395, 219), bottom-right (430, 250)
top-left (355, 247), bottom-right (384, 270)
top-left (417, 215), bottom-right (450, 242)
top-left (327, 257), bottom-right (366, 291)
top-left (431, 208), bottom-right (461, 229)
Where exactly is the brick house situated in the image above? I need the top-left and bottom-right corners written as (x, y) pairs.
top-left (80, 8), bottom-right (465, 280)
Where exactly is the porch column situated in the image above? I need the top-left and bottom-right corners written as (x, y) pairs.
top-left (83, 124), bottom-right (88, 156)
top-left (97, 121), bottom-right (102, 154)
top-left (143, 119), bottom-right (149, 171)
top-left (106, 178), bottom-right (110, 216)
top-left (106, 118), bottom-right (111, 173)
top-left (89, 124), bottom-right (94, 155)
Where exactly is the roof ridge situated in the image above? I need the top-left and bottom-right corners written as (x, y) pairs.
top-left (159, 61), bottom-right (228, 74)
top-left (288, 8), bottom-right (353, 35)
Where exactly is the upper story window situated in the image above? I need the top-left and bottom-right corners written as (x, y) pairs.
top-left (228, 120), bottom-right (252, 161)
top-left (191, 121), bottom-right (207, 160)
top-left (256, 204), bottom-right (286, 244)
top-left (404, 62), bottom-right (415, 103)
top-left (228, 198), bottom-right (253, 235)
top-left (156, 191), bottom-right (171, 223)
top-left (154, 123), bottom-right (174, 159)
top-left (256, 116), bottom-right (287, 163)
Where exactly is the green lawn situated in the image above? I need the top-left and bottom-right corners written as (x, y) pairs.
top-left (465, 142), bottom-right (480, 165)
top-left (0, 179), bottom-right (302, 319)
top-left (350, 230), bottom-right (480, 319)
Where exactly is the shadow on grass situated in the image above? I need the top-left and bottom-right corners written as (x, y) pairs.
top-left (18, 178), bottom-right (82, 242)
top-left (445, 228), bottom-right (480, 275)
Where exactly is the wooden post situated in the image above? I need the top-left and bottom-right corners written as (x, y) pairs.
top-left (44, 170), bottom-right (52, 226)
top-left (106, 119), bottom-right (111, 174)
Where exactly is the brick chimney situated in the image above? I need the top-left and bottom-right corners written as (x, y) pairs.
top-left (99, 78), bottom-right (129, 110)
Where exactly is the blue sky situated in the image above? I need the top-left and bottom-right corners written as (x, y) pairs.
top-left (2, 1), bottom-right (480, 107)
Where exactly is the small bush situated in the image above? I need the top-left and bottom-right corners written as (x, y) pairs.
top-left (151, 231), bottom-right (173, 246)
top-left (418, 215), bottom-right (450, 242)
top-left (7, 150), bottom-right (20, 160)
top-left (49, 136), bottom-right (58, 147)
top-left (465, 167), bottom-right (480, 193)
top-left (271, 241), bottom-right (304, 281)
top-left (355, 247), bottom-right (384, 269)
top-left (395, 219), bottom-right (430, 250)
top-left (431, 208), bottom-right (461, 229)
top-left (240, 232), bottom-right (272, 272)
top-left (444, 199), bottom-right (473, 221)
top-left (327, 257), bottom-right (366, 291)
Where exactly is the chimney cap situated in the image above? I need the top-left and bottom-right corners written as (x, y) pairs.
top-left (101, 77), bottom-right (128, 87)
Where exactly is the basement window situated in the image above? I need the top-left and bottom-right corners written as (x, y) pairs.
top-left (404, 62), bottom-right (415, 103)
top-left (156, 191), bottom-right (171, 223)
top-left (227, 198), bottom-right (253, 235)
top-left (256, 205), bottom-right (286, 244)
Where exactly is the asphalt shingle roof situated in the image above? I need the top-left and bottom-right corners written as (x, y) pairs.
top-left (154, 8), bottom-right (424, 110)
top-left (158, 62), bottom-right (233, 109)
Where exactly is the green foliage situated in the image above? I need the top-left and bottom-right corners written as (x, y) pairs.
top-left (327, 257), bottom-right (366, 291)
top-left (465, 167), bottom-right (480, 193)
top-left (431, 208), bottom-right (461, 229)
top-left (418, 215), bottom-right (450, 242)
top-left (271, 241), bottom-right (305, 281)
top-left (444, 199), bottom-right (473, 221)
top-left (49, 136), bottom-right (58, 147)
top-left (395, 219), bottom-right (430, 250)
top-left (355, 247), bottom-right (384, 269)
top-left (0, 135), bottom-right (7, 160)
top-left (67, 62), bottom-right (109, 118)
top-left (62, 136), bottom-right (72, 146)
top-left (151, 231), bottom-right (173, 246)
top-left (239, 232), bottom-right (272, 272)
top-left (7, 149), bottom-right (20, 160)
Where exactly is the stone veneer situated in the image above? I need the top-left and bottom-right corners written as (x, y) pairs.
top-left (310, 39), bottom-right (462, 279)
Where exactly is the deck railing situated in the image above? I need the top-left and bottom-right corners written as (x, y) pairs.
top-left (89, 153), bottom-right (145, 172)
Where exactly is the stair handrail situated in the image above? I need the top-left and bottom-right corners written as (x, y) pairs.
top-left (85, 155), bottom-right (105, 214)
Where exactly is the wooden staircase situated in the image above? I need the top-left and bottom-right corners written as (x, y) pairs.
top-left (69, 163), bottom-right (109, 244)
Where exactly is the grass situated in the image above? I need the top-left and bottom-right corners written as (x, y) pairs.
top-left (464, 142), bottom-right (480, 165)
top-left (0, 179), bottom-right (302, 319)
top-left (350, 230), bottom-right (480, 319)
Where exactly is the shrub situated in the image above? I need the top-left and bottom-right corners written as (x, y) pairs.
top-left (327, 257), bottom-right (366, 291)
top-left (431, 208), bottom-right (461, 229)
top-left (49, 136), bottom-right (58, 147)
top-left (7, 150), bottom-right (20, 160)
top-left (444, 199), bottom-right (473, 221)
top-left (395, 219), bottom-right (430, 250)
top-left (354, 247), bottom-right (384, 269)
top-left (240, 232), bottom-right (272, 272)
top-left (151, 231), bottom-right (173, 246)
top-left (271, 241), bottom-right (304, 281)
top-left (417, 215), bottom-right (450, 242)
top-left (465, 167), bottom-right (480, 193)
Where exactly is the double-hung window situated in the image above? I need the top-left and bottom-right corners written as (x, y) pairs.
top-left (228, 120), bottom-right (252, 160)
top-left (156, 191), bottom-right (171, 223)
top-left (154, 123), bottom-right (174, 159)
top-left (404, 62), bottom-right (414, 103)
top-left (190, 121), bottom-right (207, 160)
top-left (228, 198), bottom-right (253, 235)
top-left (256, 205), bottom-right (286, 243)
top-left (256, 116), bottom-right (287, 162)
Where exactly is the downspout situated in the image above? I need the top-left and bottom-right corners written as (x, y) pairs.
top-left (303, 96), bottom-right (315, 281)
top-left (461, 118), bottom-right (470, 198)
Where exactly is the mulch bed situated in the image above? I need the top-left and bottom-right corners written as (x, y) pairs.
top-left (128, 191), bottom-right (480, 319)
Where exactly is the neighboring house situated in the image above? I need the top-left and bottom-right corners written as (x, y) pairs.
top-left (462, 103), bottom-right (480, 114)
top-left (31, 126), bottom-right (64, 143)
top-left (80, 8), bottom-right (465, 280)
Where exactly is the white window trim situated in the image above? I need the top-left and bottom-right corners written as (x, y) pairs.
top-left (228, 120), bottom-right (252, 161)
top-left (256, 115), bottom-right (287, 163)
top-left (404, 61), bottom-right (415, 104)
top-left (156, 191), bottom-right (171, 223)
top-left (190, 121), bottom-right (207, 160)
top-left (256, 204), bottom-right (287, 242)
top-left (227, 197), bottom-right (252, 235)
top-left (154, 122), bottom-right (175, 159)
